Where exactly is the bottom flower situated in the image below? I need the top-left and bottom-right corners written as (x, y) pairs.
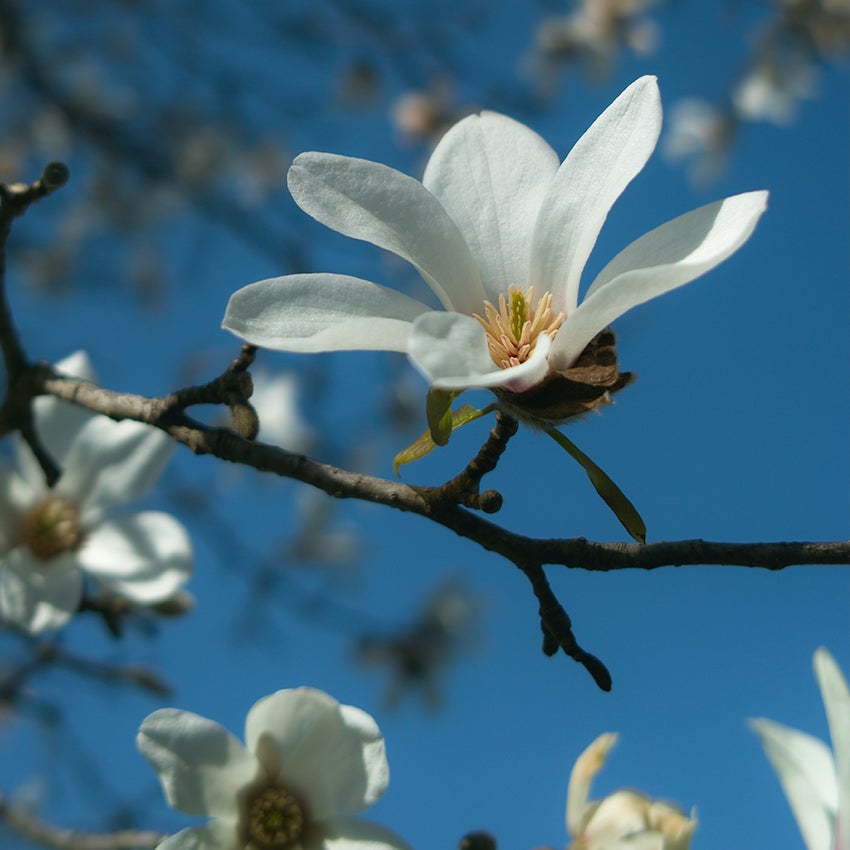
top-left (137, 687), bottom-right (411, 850)
top-left (566, 733), bottom-right (696, 850)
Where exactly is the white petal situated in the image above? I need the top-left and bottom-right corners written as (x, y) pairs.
top-left (529, 76), bottom-right (663, 316)
top-left (77, 513), bottom-right (192, 603)
top-left (566, 733), bottom-right (619, 837)
top-left (288, 153), bottom-right (486, 313)
top-left (422, 111), bottom-right (559, 302)
top-left (750, 717), bottom-right (837, 850)
top-left (155, 822), bottom-right (239, 850)
top-left (552, 191), bottom-right (769, 368)
top-left (408, 312), bottom-right (552, 392)
top-left (581, 790), bottom-right (656, 840)
top-left (55, 416), bottom-right (174, 521)
top-left (13, 351), bottom-right (100, 491)
top-left (244, 688), bottom-right (388, 821)
top-left (0, 549), bottom-right (83, 634)
top-left (137, 708), bottom-right (258, 820)
top-left (814, 649), bottom-right (850, 850)
top-left (0, 463), bottom-right (40, 550)
top-left (307, 817), bottom-right (413, 850)
top-left (10, 436), bottom-right (51, 498)
top-left (223, 274), bottom-right (431, 353)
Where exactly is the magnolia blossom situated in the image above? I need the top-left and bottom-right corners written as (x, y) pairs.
top-left (750, 648), bottom-right (850, 850)
top-left (224, 76), bottom-right (767, 425)
top-left (0, 351), bottom-right (192, 633)
top-left (566, 733), bottom-right (696, 850)
top-left (138, 686), bottom-right (410, 850)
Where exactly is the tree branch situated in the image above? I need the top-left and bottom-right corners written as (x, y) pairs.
top-left (21, 360), bottom-right (848, 687)
top-left (34, 366), bottom-right (850, 569)
top-left (0, 792), bottom-right (164, 850)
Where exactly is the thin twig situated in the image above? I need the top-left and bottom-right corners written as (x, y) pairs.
top-left (520, 562), bottom-right (612, 691)
top-left (0, 163), bottom-right (70, 485)
top-left (421, 410), bottom-right (517, 512)
top-left (0, 792), bottom-right (165, 850)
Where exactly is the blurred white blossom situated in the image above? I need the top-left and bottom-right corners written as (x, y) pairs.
top-left (662, 98), bottom-right (736, 185)
top-left (733, 56), bottom-right (818, 125)
top-left (251, 370), bottom-right (315, 454)
top-left (390, 83), bottom-right (460, 145)
top-left (566, 732), bottom-right (696, 850)
top-left (534, 0), bottom-right (660, 80)
top-left (138, 686), bottom-right (410, 850)
top-left (750, 648), bottom-right (850, 850)
top-left (0, 352), bottom-right (192, 633)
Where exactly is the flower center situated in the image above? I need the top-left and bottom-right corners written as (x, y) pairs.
top-left (473, 284), bottom-right (564, 370)
top-left (20, 496), bottom-right (85, 562)
top-left (243, 783), bottom-right (306, 850)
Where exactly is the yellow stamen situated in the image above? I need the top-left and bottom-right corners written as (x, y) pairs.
top-left (473, 284), bottom-right (565, 370)
top-left (243, 783), bottom-right (305, 850)
top-left (20, 496), bottom-right (85, 562)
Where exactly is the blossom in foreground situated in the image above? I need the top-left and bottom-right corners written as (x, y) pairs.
top-left (750, 648), bottom-right (850, 850)
top-left (138, 686), bottom-right (410, 850)
top-left (0, 351), bottom-right (192, 633)
top-left (224, 75), bottom-right (767, 426)
top-left (566, 733), bottom-right (696, 850)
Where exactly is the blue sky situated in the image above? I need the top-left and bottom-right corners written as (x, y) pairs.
top-left (0, 4), bottom-right (848, 850)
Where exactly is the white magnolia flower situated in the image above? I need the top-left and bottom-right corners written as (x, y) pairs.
top-left (138, 686), bottom-right (411, 850)
top-left (224, 76), bottom-right (767, 425)
top-left (750, 648), bottom-right (850, 850)
top-left (0, 351), bottom-right (192, 633)
top-left (566, 733), bottom-right (696, 850)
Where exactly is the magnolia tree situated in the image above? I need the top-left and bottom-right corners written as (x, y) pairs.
top-left (0, 4), bottom-right (848, 850)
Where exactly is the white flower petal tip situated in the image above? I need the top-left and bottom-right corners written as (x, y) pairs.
top-left (0, 353), bottom-right (191, 634)
top-left (751, 648), bottom-right (850, 850)
top-left (566, 734), bottom-right (696, 850)
top-left (139, 687), bottom-right (409, 850)
top-left (225, 78), bottom-right (768, 428)
top-left (553, 189), bottom-right (769, 367)
top-left (223, 273), bottom-right (431, 354)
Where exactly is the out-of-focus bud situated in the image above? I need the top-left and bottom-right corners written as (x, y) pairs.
top-left (150, 588), bottom-right (196, 618)
top-left (459, 831), bottom-right (497, 850)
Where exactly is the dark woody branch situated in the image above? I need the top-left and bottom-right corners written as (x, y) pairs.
top-left (32, 361), bottom-right (850, 688)
top-left (0, 792), bottom-right (164, 850)
top-left (34, 366), bottom-right (850, 569)
top-left (0, 163), bottom-right (70, 486)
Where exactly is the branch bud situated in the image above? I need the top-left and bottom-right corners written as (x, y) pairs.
top-left (41, 162), bottom-right (70, 190)
top-left (231, 400), bottom-right (260, 441)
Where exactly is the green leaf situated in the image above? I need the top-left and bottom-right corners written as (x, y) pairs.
top-left (394, 403), bottom-right (495, 475)
top-left (425, 388), bottom-right (459, 446)
top-left (544, 427), bottom-right (647, 543)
